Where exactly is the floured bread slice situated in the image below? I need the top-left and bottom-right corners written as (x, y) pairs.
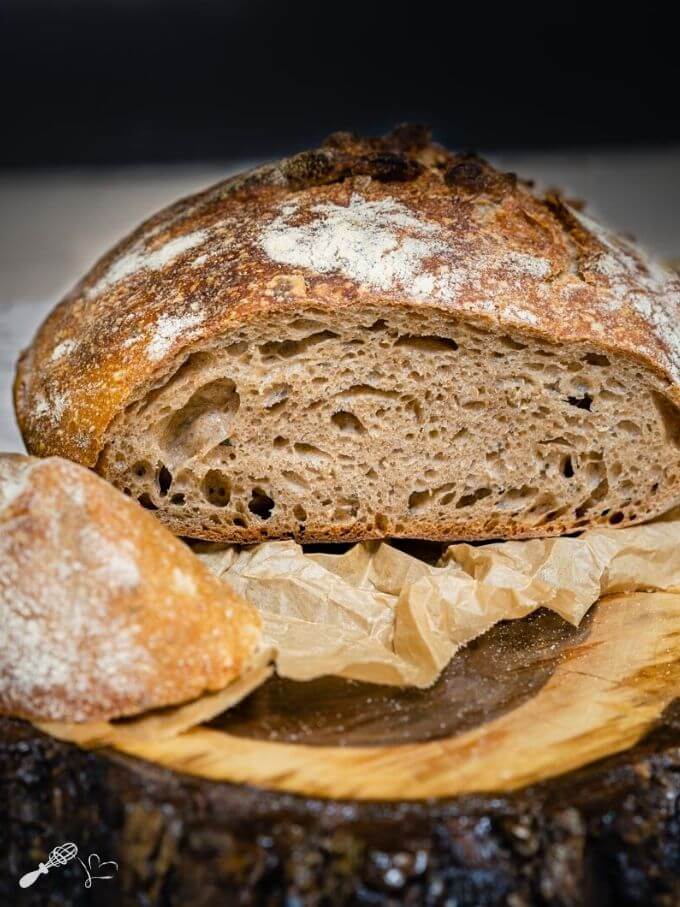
top-left (0, 454), bottom-right (261, 722)
top-left (14, 127), bottom-right (680, 543)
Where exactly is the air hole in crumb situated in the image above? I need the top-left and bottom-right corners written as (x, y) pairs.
top-left (133, 461), bottom-right (151, 478)
top-left (500, 486), bottom-right (538, 509)
top-left (164, 377), bottom-right (240, 464)
top-left (294, 442), bottom-right (330, 461)
top-left (293, 504), bottom-right (307, 522)
top-left (273, 436), bottom-right (289, 449)
top-left (263, 383), bottom-right (291, 410)
top-left (561, 455), bottom-right (574, 478)
top-left (498, 336), bottom-right (528, 351)
top-left (331, 410), bottom-right (366, 434)
top-left (158, 465), bottom-right (172, 496)
top-left (249, 487), bottom-right (274, 520)
top-left (138, 493), bottom-right (158, 510)
top-left (584, 352), bottom-right (610, 367)
top-left (259, 330), bottom-right (338, 359)
top-left (609, 511), bottom-right (625, 525)
top-left (170, 493), bottom-right (185, 505)
top-left (652, 392), bottom-right (680, 447)
top-left (617, 420), bottom-right (641, 436)
top-left (456, 487), bottom-right (492, 509)
top-left (405, 398), bottom-right (423, 422)
top-left (394, 334), bottom-right (459, 353)
top-left (282, 470), bottom-right (309, 491)
top-left (567, 394), bottom-right (593, 411)
top-left (202, 470), bottom-right (231, 506)
top-left (233, 516), bottom-right (246, 528)
top-left (408, 489), bottom-right (431, 512)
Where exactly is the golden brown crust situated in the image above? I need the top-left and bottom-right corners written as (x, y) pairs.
top-left (0, 455), bottom-right (261, 722)
top-left (14, 126), bottom-right (680, 475)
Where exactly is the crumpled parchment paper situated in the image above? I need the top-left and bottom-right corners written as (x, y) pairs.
top-left (197, 510), bottom-right (680, 688)
top-left (38, 512), bottom-right (680, 745)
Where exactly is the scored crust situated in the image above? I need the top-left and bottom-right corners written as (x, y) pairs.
top-left (0, 454), bottom-right (261, 722)
top-left (12, 126), bottom-right (680, 542)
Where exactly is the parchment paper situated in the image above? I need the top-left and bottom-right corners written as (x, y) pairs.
top-left (198, 510), bottom-right (680, 689)
top-left (38, 511), bottom-right (680, 743)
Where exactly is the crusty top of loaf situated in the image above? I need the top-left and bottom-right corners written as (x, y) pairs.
top-left (0, 454), bottom-right (261, 722)
top-left (14, 125), bottom-right (680, 465)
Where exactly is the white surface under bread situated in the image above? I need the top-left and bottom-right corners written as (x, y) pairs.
top-left (1, 150), bottom-right (679, 454)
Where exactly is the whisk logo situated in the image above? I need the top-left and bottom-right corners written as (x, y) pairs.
top-left (18, 841), bottom-right (118, 889)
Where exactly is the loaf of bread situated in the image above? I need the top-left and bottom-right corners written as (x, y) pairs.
top-left (14, 127), bottom-right (680, 543)
top-left (0, 454), bottom-right (261, 722)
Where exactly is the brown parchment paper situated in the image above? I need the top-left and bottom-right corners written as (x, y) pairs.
top-left (198, 510), bottom-right (680, 689)
top-left (37, 510), bottom-right (680, 744)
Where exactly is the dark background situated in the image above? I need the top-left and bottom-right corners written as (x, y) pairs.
top-left (1, 0), bottom-right (678, 168)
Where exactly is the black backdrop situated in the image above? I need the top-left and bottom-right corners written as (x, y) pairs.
top-left (2, 0), bottom-right (678, 167)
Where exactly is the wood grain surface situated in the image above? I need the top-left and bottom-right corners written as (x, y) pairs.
top-left (212, 606), bottom-right (593, 745)
top-left (46, 590), bottom-right (680, 801)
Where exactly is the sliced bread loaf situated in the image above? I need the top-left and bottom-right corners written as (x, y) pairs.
top-left (14, 127), bottom-right (680, 542)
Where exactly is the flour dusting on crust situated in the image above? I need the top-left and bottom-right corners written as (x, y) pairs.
top-left (260, 194), bottom-right (442, 292)
top-left (0, 460), bottom-right (150, 721)
top-left (88, 229), bottom-right (209, 297)
top-left (0, 457), bottom-right (34, 512)
top-left (34, 389), bottom-right (69, 422)
top-left (260, 193), bottom-right (552, 306)
top-left (575, 210), bottom-right (680, 381)
top-left (50, 338), bottom-right (78, 362)
top-left (0, 456), bottom-right (261, 722)
top-left (148, 311), bottom-right (206, 362)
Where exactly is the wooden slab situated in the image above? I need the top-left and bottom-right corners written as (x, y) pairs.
top-left (213, 604), bottom-right (593, 745)
top-left (93, 590), bottom-right (680, 800)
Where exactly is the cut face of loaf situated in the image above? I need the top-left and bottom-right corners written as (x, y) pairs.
top-left (98, 303), bottom-right (680, 543)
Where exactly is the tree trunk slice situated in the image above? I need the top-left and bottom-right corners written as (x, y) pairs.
top-left (2, 591), bottom-right (680, 905)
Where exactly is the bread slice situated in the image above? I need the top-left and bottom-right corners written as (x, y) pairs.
top-left (14, 127), bottom-right (680, 543)
top-left (0, 454), bottom-right (261, 722)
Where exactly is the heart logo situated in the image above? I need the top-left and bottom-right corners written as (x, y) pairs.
top-left (86, 853), bottom-right (118, 880)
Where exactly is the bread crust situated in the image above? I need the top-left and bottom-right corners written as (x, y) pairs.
top-left (14, 127), bottom-right (680, 493)
top-left (0, 455), bottom-right (261, 722)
